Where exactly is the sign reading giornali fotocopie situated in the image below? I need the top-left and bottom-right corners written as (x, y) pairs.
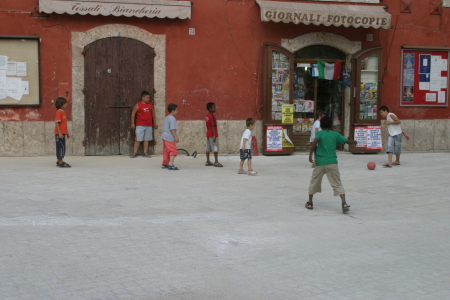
top-left (257, 1), bottom-right (391, 30)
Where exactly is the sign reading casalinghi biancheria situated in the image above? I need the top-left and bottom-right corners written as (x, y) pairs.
top-left (39, 0), bottom-right (192, 19)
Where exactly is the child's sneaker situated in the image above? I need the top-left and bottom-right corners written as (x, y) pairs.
top-left (143, 153), bottom-right (151, 158)
top-left (161, 164), bottom-right (169, 169)
top-left (168, 165), bottom-right (179, 170)
top-left (238, 169), bottom-right (247, 174)
top-left (248, 169), bottom-right (257, 175)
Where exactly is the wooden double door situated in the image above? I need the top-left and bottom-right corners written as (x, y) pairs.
top-left (84, 37), bottom-right (155, 155)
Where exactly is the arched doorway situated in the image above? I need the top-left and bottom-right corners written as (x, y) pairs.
top-left (84, 37), bottom-right (155, 155)
top-left (291, 45), bottom-right (347, 151)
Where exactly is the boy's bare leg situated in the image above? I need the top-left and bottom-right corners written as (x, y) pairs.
top-left (340, 194), bottom-right (349, 208)
top-left (247, 159), bottom-right (252, 170)
top-left (239, 159), bottom-right (244, 170)
top-left (387, 152), bottom-right (393, 165)
top-left (206, 152), bottom-right (211, 163)
top-left (143, 141), bottom-right (149, 154)
top-left (394, 155), bottom-right (401, 164)
top-left (133, 141), bottom-right (140, 154)
top-left (169, 155), bottom-right (175, 166)
top-left (306, 194), bottom-right (314, 209)
top-left (214, 152), bottom-right (219, 164)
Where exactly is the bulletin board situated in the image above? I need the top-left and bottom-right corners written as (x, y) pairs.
top-left (400, 48), bottom-right (448, 107)
top-left (0, 36), bottom-right (40, 106)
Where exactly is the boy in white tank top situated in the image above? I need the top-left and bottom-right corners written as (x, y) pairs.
top-left (379, 106), bottom-right (410, 167)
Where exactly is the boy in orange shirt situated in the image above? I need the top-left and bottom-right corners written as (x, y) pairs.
top-left (54, 97), bottom-right (71, 168)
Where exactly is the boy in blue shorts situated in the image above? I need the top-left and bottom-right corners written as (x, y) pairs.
top-left (238, 118), bottom-right (257, 175)
top-left (306, 116), bottom-right (357, 213)
top-left (379, 106), bottom-right (410, 167)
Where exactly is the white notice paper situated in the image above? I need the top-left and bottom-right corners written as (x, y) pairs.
top-left (438, 91), bottom-right (446, 103)
top-left (0, 56), bottom-right (8, 70)
top-left (7, 61), bottom-right (16, 76)
top-left (0, 77), bottom-right (6, 100)
top-left (22, 81), bottom-right (29, 95)
top-left (441, 59), bottom-right (448, 71)
top-left (426, 93), bottom-right (437, 102)
top-left (419, 82), bottom-right (430, 90)
top-left (440, 77), bottom-right (448, 89)
top-left (7, 77), bottom-right (23, 101)
top-left (430, 73), bottom-right (441, 91)
top-left (16, 62), bottom-right (27, 77)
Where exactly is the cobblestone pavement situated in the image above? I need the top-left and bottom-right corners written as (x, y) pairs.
top-left (1, 153), bottom-right (449, 300)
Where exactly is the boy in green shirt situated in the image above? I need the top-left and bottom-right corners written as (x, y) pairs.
top-left (306, 117), bottom-right (357, 213)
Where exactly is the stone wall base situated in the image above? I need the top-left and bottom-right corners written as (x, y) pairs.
top-left (0, 120), bottom-right (263, 157)
top-left (1, 119), bottom-right (449, 156)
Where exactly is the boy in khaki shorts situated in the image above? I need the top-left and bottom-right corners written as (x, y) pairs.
top-left (305, 116), bottom-right (357, 213)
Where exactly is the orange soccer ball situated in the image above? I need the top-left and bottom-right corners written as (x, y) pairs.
top-left (367, 162), bottom-right (376, 170)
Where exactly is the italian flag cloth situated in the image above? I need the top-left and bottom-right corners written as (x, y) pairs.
top-left (317, 60), bottom-right (342, 80)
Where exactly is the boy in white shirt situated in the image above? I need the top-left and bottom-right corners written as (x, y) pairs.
top-left (310, 110), bottom-right (325, 168)
top-left (379, 106), bottom-right (410, 167)
top-left (238, 118), bottom-right (257, 175)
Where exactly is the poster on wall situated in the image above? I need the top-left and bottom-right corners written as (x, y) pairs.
top-left (366, 126), bottom-right (382, 150)
top-left (354, 127), bottom-right (367, 147)
top-left (266, 126), bottom-right (283, 151)
top-left (354, 126), bottom-right (382, 149)
top-left (401, 48), bottom-right (448, 107)
top-left (281, 104), bottom-right (294, 124)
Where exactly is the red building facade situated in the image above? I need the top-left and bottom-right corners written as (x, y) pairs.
top-left (0, 0), bottom-right (449, 156)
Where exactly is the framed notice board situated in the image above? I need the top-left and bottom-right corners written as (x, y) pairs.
top-left (400, 47), bottom-right (449, 107)
top-left (0, 36), bottom-right (40, 106)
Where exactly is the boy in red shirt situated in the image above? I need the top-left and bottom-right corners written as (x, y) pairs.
top-left (205, 102), bottom-right (223, 167)
top-left (54, 97), bottom-right (71, 168)
top-left (130, 91), bottom-right (158, 158)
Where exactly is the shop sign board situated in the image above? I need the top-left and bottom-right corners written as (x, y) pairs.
top-left (39, 0), bottom-right (192, 19)
top-left (256, 1), bottom-right (391, 29)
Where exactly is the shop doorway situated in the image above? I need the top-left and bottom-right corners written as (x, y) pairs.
top-left (292, 46), bottom-right (346, 151)
top-left (84, 37), bottom-right (155, 155)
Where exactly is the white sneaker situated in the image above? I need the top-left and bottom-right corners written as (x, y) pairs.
top-left (248, 169), bottom-right (257, 175)
top-left (238, 169), bottom-right (247, 174)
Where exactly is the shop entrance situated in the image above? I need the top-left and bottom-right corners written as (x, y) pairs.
top-left (84, 37), bottom-right (155, 155)
top-left (292, 46), bottom-right (346, 151)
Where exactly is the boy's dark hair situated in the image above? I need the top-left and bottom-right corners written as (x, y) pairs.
top-left (141, 91), bottom-right (151, 98)
top-left (206, 102), bottom-right (215, 111)
top-left (379, 105), bottom-right (389, 112)
top-left (316, 110), bottom-right (325, 117)
top-left (246, 118), bottom-right (256, 127)
top-left (320, 116), bottom-right (332, 130)
top-left (168, 103), bottom-right (178, 113)
top-left (55, 97), bottom-right (67, 109)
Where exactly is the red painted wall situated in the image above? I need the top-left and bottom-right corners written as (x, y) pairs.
top-left (1, 0), bottom-right (449, 122)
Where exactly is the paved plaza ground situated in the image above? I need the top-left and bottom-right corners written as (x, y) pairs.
top-left (1, 152), bottom-right (449, 300)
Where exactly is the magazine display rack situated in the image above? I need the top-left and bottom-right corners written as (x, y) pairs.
top-left (262, 43), bottom-right (295, 155)
top-left (350, 46), bottom-right (383, 154)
